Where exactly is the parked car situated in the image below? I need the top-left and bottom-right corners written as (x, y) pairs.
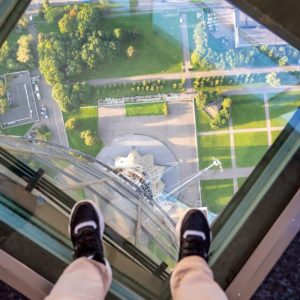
top-left (40, 106), bottom-right (48, 118)
top-left (36, 92), bottom-right (41, 100)
top-left (34, 85), bottom-right (39, 92)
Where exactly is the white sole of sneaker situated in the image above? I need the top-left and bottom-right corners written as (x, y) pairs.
top-left (68, 199), bottom-right (105, 240)
top-left (175, 208), bottom-right (211, 248)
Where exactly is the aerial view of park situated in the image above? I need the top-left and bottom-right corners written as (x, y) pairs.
top-left (1, 0), bottom-right (300, 219)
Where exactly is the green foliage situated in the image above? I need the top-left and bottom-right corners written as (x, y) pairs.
top-left (222, 97), bottom-right (232, 109)
top-left (77, 5), bottom-right (99, 38)
top-left (17, 16), bottom-right (29, 30)
top-left (44, 5), bottom-right (66, 23)
top-left (52, 81), bottom-right (91, 112)
top-left (126, 45), bottom-right (135, 58)
top-left (58, 13), bottom-right (77, 34)
top-left (113, 28), bottom-right (123, 40)
top-left (195, 91), bottom-right (208, 109)
top-left (0, 97), bottom-right (8, 114)
top-left (65, 117), bottom-right (77, 130)
top-left (35, 125), bottom-right (52, 141)
top-left (80, 129), bottom-right (99, 146)
top-left (17, 35), bottom-right (33, 64)
top-left (0, 80), bottom-right (7, 97)
top-left (194, 22), bottom-right (208, 56)
top-left (266, 72), bottom-right (281, 87)
top-left (38, 33), bottom-right (65, 84)
top-left (0, 41), bottom-right (9, 64)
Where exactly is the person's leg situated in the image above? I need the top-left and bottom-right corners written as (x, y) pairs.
top-left (46, 200), bottom-right (112, 300)
top-left (170, 209), bottom-right (228, 300)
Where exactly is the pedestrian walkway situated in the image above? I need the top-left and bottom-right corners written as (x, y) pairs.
top-left (198, 126), bottom-right (284, 136)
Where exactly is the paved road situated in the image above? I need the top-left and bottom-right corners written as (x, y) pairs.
top-left (87, 65), bottom-right (300, 86)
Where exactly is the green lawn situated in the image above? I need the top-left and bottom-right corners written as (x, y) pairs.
top-left (125, 102), bottom-right (167, 116)
top-left (1, 123), bottom-right (33, 136)
top-left (269, 92), bottom-right (300, 127)
top-left (63, 107), bottom-right (102, 157)
top-left (36, 22), bottom-right (59, 34)
top-left (201, 179), bottom-right (234, 214)
top-left (271, 130), bottom-right (281, 144)
top-left (237, 177), bottom-right (247, 189)
top-left (234, 132), bottom-right (268, 167)
top-left (195, 105), bottom-right (229, 132)
top-left (198, 133), bottom-right (231, 169)
top-left (70, 14), bottom-right (182, 80)
top-left (231, 94), bottom-right (266, 129)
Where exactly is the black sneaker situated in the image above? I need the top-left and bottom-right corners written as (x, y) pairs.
top-left (69, 200), bottom-right (105, 265)
top-left (175, 208), bottom-right (211, 262)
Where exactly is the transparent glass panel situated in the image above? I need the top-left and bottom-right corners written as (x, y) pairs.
top-left (1, 0), bottom-right (300, 269)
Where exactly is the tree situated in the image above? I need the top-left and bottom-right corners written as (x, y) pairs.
top-left (0, 80), bottom-right (7, 97)
top-left (193, 22), bottom-right (208, 56)
top-left (222, 98), bottom-right (232, 109)
top-left (77, 5), bottom-right (98, 38)
top-left (278, 55), bottom-right (288, 67)
top-left (52, 83), bottom-right (79, 112)
top-left (17, 16), bottom-right (29, 30)
top-left (195, 91), bottom-right (208, 109)
top-left (126, 45), bottom-right (135, 58)
top-left (0, 97), bottom-right (8, 114)
top-left (35, 125), bottom-right (52, 141)
top-left (17, 35), bottom-right (33, 64)
top-left (65, 117), bottom-right (77, 130)
top-left (266, 72), bottom-right (281, 87)
top-left (113, 28), bottom-right (123, 40)
top-left (80, 130), bottom-right (99, 146)
top-left (58, 13), bottom-right (77, 34)
top-left (0, 41), bottom-right (9, 64)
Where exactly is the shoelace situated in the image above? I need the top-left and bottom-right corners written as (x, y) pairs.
top-left (181, 236), bottom-right (208, 260)
top-left (74, 227), bottom-right (99, 258)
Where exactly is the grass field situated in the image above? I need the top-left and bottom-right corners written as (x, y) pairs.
top-left (1, 123), bottom-right (33, 136)
top-left (198, 133), bottom-right (231, 169)
top-left (269, 92), bottom-right (300, 127)
top-left (125, 102), bottom-right (167, 116)
top-left (271, 130), bottom-right (281, 143)
top-left (36, 22), bottom-right (59, 34)
top-left (231, 94), bottom-right (266, 129)
top-left (63, 107), bottom-right (102, 157)
top-left (234, 132), bottom-right (268, 167)
top-left (201, 179), bottom-right (234, 214)
top-left (70, 14), bottom-right (182, 80)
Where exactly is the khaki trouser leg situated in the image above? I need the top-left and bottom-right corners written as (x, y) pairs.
top-left (170, 256), bottom-right (228, 300)
top-left (45, 257), bottom-right (112, 300)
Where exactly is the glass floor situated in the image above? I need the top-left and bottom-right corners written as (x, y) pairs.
top-left (0, 0), bottom-right (300, 297)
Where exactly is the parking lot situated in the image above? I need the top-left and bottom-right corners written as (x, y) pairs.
top-left (0, 71), bottom-right (39, 129)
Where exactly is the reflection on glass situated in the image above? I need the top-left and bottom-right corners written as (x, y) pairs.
top-left (1, 0), bottom-right (300, 267)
